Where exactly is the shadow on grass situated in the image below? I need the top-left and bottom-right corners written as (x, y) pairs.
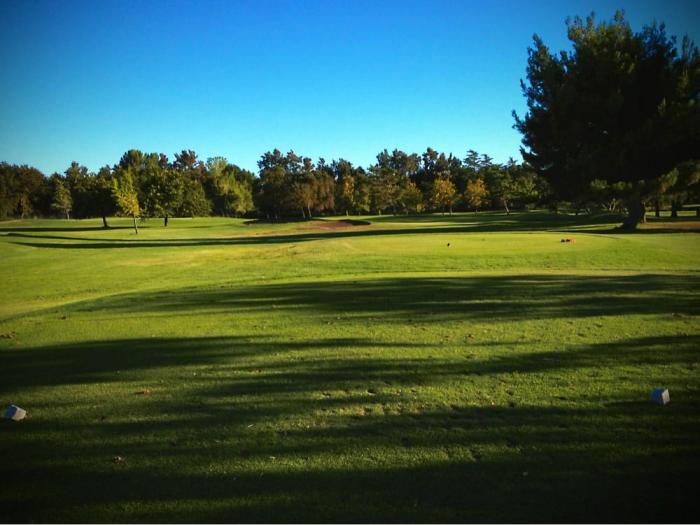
top-left (1, 331), bottom-right (698, 522)
top-left (2, 212), bottom-right (634, 249)
top-left (4, 213), bottom-right (699, 249)
top-left (64, 273), bottom-right (700, 323)
top-left (0, 225), bottom-right (134, 233)
top-left (2, 271), bottom-right (698, 521)
top-left (2, 332), bottom-right (697, 396)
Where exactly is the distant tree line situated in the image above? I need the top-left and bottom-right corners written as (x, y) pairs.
top-left (0, 149), bottom-right (254, 230)
top-left (1, 147), bottom-right (556, 227)
top-left (3, 142), bottom-right (698, 231)
top-left (255, 147), bottom-right (551, 219)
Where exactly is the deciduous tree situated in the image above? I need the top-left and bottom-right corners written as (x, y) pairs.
top-left (113, 170), bottom-right (141, 233)
top-left (51, 177), bottom-right (72, 219)
top-left (430, 177), bottom-right (457, 215)
top-left (464, 178), bottom-right (488, 212)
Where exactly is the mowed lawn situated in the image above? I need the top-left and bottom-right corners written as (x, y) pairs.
top-left (1, 211), bottom-right (699, 523)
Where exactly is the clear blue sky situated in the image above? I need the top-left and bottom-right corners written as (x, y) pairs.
top-left (1, 0), bottom-right (698, 175)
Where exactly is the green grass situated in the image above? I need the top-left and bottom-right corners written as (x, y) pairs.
top-left (1, 211), bottom-right (699, 522)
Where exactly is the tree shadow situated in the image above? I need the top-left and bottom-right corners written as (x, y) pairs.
top-left (1, 211), bottom-right (634, 250)
top-left (56, 273), bottom-right (700, 323)
top-left (368, 210), bottom-right (622, 226)
top-left (576, 215), bottom-right (700, 234)
top-left (646, 215), bottom-right (700, 223)
top-left (1, 332), bottom-right (698, 522)
top-left (0, 226), bottom-right (134, 233)
top-left (2, 238), bottom-right (699, 521)
top-left (4, 213), bottom-right (699, 250)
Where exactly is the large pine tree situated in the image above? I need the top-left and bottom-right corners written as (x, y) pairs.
top-left (514, 12), bottom-right (700, 229)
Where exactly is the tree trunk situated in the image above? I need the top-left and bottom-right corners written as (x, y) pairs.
top-left (66, 211), bottom-right (70, 220)
top-left (671, 199), bottom-right (680, 218)
top-left (504, 200), bottom-right (510, 215)
top-left (164, 215), bottom-right (169, 227)
top-left (102, 215), bottom-right (109, 228)
top-left (620, 198), bottom-right (646, 230)
top-left (132, 216), bottom-right (139, 234)
top-left (307, 205), bottom-right (312, 219)
top-left (654, 200), bottom-right (660, 217)
top-left (300, 208), bottom-right (305, 219)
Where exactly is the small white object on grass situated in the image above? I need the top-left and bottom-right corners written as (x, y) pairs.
top-left (4, 405), bottom-right (27, 421)
top-left (650, 388), bottom-right (670, 405)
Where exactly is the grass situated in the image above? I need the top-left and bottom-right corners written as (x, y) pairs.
top-left (1, 210), bottom-right (699, 522)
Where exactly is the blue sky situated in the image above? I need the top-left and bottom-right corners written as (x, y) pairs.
top-left (1, 0), bottom-right (698, 174)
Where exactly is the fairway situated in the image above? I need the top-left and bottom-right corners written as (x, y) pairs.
top-left (1, 212), bottom-right (699, 522)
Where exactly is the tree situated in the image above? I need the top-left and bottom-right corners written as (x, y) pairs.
top-left (290, 172), bottom-right (316, 218)
top-left (112, 170), bottom-right (141, 233)
top-left (352, 169), bottom-right (371, 214)
top-left (663, 161), bottom-right (700, 217)
top-left (256, 150), bottom-right (290, 219)
top-left (415, 148), bottom-right (445, 195)
top-left (141, 156), bottom-right (183, 226)
top-left (313, 169), bottom-right (335, 216)
top-left (483, 165), bottom-right (513, 214)
top-left (0, 163), bottom-right (47, 218)
top-left (588, 179), bottom-right (629, 212)
top-left (514, 12), bottom-right (700, 229)
top-left (369, 151), bottom-right (407, 214)
top-left (333, 159), bottom-right (369, 215)
top-left (508, 161), bottom-right (542, 210)
top-left (334, 160), bottom-right (356, 215)
top-left (402, 181), bottom-right (425, 213)
top-left (64, 162), bottom-right (92, 218)
top-left (51, 177), bottom-right (72, 219)
top-left (430, 177), bottom-right (457, 214)
top-left (118, 149), bottom-right (146, 172)
top-left (464, 178), bottom-right (488, 211)
top-left (173, 149), bottom-right (202, 172)
top-left (92, 166), bottom-right (118, 227)
top-left (17, 193), bottom-right (32, 219)
top-left (179, 175), bottom-right (212, 217)
top-left (370, 168), bottom-right (402, 214)
top-left (205, 159), bottom-right (254, 217)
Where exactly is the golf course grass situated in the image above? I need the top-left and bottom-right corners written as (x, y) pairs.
top-left (1, 211), bottom-right (699, 522)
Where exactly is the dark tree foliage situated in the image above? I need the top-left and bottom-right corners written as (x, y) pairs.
top-left (369, 150), bottom-right (409, 215)
top-left (64, 162), bottom-right (90, 218)
top-left (0, 163), bottom-right (47, 218)
top-left (93, 167), bottom-right (118, 227)
top-left (203, 157), bottom-right (249, 216)
top-left (140, 154), bottom-right (183, 226)
top-left (2, 147), bottom-right (554, 221)
top-left (255, 149), bottom-right (294, 219)
top-left (332, 159), bottom-right (371, 215)
top-left (50, 176), bottom-right (72, 219)
top-left (514, 11), bottom-right (700, 228)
